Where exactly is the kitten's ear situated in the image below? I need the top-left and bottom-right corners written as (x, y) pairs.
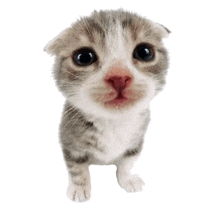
top-left (159, 24), bottom-right (171, 34)
top-left (44, 28), bottom-right (70, 56)
top-left (154, 22), bottom-right (171, 38)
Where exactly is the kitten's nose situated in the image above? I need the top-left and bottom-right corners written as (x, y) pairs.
top-left (106, 76), bottom-right (132, 92)
top-left (105, 66), bottom-right (133, 92)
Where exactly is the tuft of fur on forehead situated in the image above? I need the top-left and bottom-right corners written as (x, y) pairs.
top-left (91, 9), bottom-right (170, 40)
top-left (44, 9), bottom-right (170, 57)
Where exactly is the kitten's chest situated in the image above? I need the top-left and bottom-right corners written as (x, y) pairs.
top-left (91, 115), bottom-right (145, 163)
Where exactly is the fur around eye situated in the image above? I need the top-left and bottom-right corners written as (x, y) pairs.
top-left (72, 48), bottom-right (97, 66)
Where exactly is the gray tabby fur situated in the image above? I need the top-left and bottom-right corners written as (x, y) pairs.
top-left (44, 9), bottom-right (170, 202)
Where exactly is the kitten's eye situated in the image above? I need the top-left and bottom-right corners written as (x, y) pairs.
top-left (133, 44), bottom-right (154, 62)
top-left (73, 48), bottom-right (97, 66)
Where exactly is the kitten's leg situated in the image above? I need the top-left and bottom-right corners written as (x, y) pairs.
top-left (64, 150), bottom-right (91, 202)
top-left (116, 151), bottom-right (144, 193)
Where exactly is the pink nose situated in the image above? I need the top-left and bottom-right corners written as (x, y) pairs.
top-left (106, 76), bottom-right (132, 92)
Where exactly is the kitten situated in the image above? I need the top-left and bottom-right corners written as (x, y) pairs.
top-left (44, 9), bottom-right (170, 202)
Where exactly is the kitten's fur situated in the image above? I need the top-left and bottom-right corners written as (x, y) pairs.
top-left (44, 9), bottom-right (170, 202)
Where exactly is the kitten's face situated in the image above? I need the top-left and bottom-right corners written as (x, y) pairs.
top-left (45, 10), bottom-right (169, 119)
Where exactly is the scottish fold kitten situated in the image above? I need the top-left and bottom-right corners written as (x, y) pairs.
top-left (44, 9), bottom-right (170, 202)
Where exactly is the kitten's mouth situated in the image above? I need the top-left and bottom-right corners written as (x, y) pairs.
top-left (104, 91), bottom-right (135, 108)
top-left (90, 86), bottom-right (144, 109)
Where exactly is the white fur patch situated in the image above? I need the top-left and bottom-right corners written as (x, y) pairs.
top-left (67, 172), bottom-right (91, 202)
top-left (87, 113), bottom-right (147, 164)
top-left (116, 154), bottom-right (145, 192)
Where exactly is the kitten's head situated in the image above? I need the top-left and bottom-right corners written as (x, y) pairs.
top-left (44, 9), bottom-right (170, 119)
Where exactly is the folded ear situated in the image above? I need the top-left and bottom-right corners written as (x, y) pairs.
top-left (159, 24), bottom-right (171, 34)
top-left (44, 28), bottom-right (70, 56)
top-left (154, 22), bottom-right (171, 38)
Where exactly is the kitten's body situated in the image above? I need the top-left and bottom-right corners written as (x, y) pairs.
top-left (61, 101), bottom-right (150, 165)
top-left (45, 9), bottom-right (170, 202)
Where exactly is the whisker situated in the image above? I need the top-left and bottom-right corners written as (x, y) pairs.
top-left (62, 111), bottom-right (81, 131)
top-left (60, 68), bottom-right (87, 80)
top-left (62, 106), bottom-right (78, 120)
top-left (63, 111), bottom-right (81, 138)
top-left (57, 83), bottom-right (79, 87)
top-left (55, 79), bottom-right (83, 85)
top-left (56, 79), bottom-right (80, 83)
top-left (89, 86), bottom-right (106, 90)
top-left (63, 105), bottom-right (75, 115)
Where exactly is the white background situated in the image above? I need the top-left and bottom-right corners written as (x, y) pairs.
top-left (0, 0), bottom-right (220, 218)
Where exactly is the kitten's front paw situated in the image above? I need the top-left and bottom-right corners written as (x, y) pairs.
top-left (66, 183), bottom-right (91, 202)
top-left (118, 174), bottom-right (145, 193)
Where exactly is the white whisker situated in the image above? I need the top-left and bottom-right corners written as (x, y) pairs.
top-left (58, 83), bottom-right (79, 87)
top-left (60, 67), bottom-right (87, 80)
top-left (62, 107), bottom-right (78, 120)
top-left (62, 111), bottom-right (81, 130)
top-left (63, 111), bottom-right (81, 138)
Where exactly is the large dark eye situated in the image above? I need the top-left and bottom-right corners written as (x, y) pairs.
top-left (133, 44), bottom-right (154, 62)
top-left (73, 48), bottom-right (97, 66)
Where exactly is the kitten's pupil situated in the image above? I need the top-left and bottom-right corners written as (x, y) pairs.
top-left (74, 48), bottom-right (97, 66)
top-left (133, 44), bottom-right (154, 61)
